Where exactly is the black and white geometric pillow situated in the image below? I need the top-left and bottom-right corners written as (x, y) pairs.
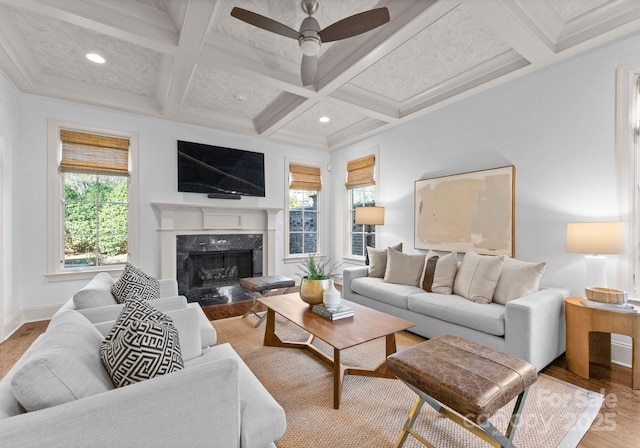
top-left (103, 294), bottom-right (172, 345)
top-left (100, 319), bottom-right (184, 388)
top-left (111, 263), bottom-right (160, 303)
top-left (100, 295), bottom-right (183, 387)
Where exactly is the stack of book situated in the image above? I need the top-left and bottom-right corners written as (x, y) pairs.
top-left (580, 297), bottom-right (640, 313)
top-left (312, 303), bottom-right (355, 321)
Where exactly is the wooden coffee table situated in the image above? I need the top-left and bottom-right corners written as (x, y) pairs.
top-left (258, 293), bottom-right (415, 409)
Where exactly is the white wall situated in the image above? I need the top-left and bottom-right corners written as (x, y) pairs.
top-left (0, 71), bottom-right (21, 334)
top-left (6, 95), bottom-right (328, 323)
top-left (330, 32), bottom-right (640, 299)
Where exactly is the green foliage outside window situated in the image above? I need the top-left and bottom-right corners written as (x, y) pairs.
top-left (64, 173), bottom-right (128, 267)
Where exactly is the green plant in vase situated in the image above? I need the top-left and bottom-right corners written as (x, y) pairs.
top-left (297, 255), bottom-right (340, 305)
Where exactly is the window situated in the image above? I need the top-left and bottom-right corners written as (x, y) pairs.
top-left (47, 122), bottom-right (138, 278)
top-left (345, 155), bottom-right (377, 258)
top-left (287, 163), bottom-right (322, 256)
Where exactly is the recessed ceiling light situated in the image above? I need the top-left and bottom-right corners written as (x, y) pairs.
top-left (319, 116), bottom-right (330, 123)
top-left (86, 53), bottom-right (105, 64)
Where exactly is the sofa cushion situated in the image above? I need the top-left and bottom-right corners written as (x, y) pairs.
top-left (111, 263), bottom-right (160, 303)
top-left (11, 311), bottom-right (114, 412)
top-left (351, 277), bottom-right (422, 309)
top-left (100, 296), bottom-right (184, 387)
top-left (431, 252), bottom-right (458, 294)
top-left (367, 242), bottom-right (403, 278)
top-left (493, 258), bottom-right (546, 305)
top-left (73, 272), bottom-right (117, 309)
top-left (454, 252), bottom-right (505, 304)
top-left (164, 306), bottom-right (203, 361)
top-left (407, 293), bottom-right (506, 336)
top-left (384, 248), bottom-right (425, 287)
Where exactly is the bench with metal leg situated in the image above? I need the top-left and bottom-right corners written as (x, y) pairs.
top-left (387, 334), bottom-right (537, 448)
top-left (240, 275), bottom-right (295, 327)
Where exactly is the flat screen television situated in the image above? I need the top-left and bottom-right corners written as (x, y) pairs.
top-left (177, 140), bottom-right (265, 197)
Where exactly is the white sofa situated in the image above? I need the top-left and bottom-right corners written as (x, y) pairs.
top-left (0, 274), bottom-right (286, 448)
top-left (343, 265), bottom-right (569, 371)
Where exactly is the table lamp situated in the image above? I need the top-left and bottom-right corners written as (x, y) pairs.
top-left (565, 221), bottom-right (628, 287)
top-left (355, 206), bottom-right (385, 264)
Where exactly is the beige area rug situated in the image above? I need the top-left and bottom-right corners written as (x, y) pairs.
top-left (213, 316), bottom-right (603, 448)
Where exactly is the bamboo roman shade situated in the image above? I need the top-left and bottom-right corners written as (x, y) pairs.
top-left (289, 163), bottom-right (322, 191)
top-left (59, 130), bottom-right (130, 176)
top-left (345, 155), bottom-right (375, 189)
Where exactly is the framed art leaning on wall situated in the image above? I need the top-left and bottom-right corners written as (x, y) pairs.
top-left (414, 165), bottom-right (515, 257)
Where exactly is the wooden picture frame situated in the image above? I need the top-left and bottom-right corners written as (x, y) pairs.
top-left (414, 166), bottom-right (515, 256)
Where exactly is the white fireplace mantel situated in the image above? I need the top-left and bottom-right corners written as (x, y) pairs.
top-left (151, 202), bottom-right (283, 279)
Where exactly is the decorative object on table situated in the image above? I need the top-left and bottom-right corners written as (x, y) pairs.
top-left (414, 165), bottom-right (515, 256)
top-left (297, 255), bottom-right (340, 305)
top-left (312, 303), bottom-right (354, 320)
top-left (322, 279), bottom-right (341, 310)
top-left (579, 296), bottom-right (640, 313)
top-left (585, 286), bottom-right (627, 304)
top-left (565, 221), bottom-right (628, 287)
top-left (355, 206), bottom-right (385, 264)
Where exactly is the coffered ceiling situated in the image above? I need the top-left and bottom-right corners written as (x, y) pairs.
top-left (1, 0), bottom-right (639, 150)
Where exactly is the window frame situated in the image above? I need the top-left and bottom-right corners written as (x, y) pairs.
top-left (47, 120), bottom-right (139, 280)
top-left (284, 158), bottom-right (325, 261)
top-left (343, 150), bottom-right (379, 263)
top-left (616, 64), bottom-right (640, 295)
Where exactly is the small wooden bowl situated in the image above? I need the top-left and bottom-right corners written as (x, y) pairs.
top-left (585, 287), bottom-right (627, 304)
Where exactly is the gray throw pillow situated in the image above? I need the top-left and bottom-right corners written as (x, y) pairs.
top-left (383, 248), bottom-right (425, 287)
top-left (367, 243), bottom-right (402, 278)
top-left (493, 257), bottom-right (546, 304)
top-left (431, 252), bottom-right (458, 294)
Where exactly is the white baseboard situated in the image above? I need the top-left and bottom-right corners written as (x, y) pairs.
top-left (611, 339), bottom-right (632, 368)
top-left (2, 305), bottom-right (59, 342)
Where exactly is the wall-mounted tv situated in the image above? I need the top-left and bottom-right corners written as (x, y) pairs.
top-left (177, 140), bottom-right (265, 198)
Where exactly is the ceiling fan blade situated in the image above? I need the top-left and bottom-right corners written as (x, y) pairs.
top-left (318, 7), bottom-right (390, 43)
top-left (230, 7), bottom-right (301, 40)
top-left (301, 54), bottom-right (318, 86)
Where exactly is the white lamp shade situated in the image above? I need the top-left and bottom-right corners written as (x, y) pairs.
top-left (565, 222), bottom-right (628, 255)
top-left (355, 206), bottom-right (385, 225)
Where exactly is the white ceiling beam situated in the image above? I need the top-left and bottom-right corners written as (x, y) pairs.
top-left (161, 0), bottom-right (217, 118)
top-left (0, 0), bottom-right (178, 54)
top-left (461, 0), bottom-right (556, 64)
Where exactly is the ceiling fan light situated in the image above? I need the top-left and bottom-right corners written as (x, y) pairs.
top-left (299, 36), bottom-right (320, 56)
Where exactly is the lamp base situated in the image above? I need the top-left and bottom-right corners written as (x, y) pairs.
top-left (585, 255), bottom-right (607, 288)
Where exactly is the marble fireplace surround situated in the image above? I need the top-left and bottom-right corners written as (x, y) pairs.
top-left (151, 203), bottom-right (281, 281)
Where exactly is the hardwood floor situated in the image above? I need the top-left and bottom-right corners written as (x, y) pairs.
top-left (1, 306), bottom-right (639, 446)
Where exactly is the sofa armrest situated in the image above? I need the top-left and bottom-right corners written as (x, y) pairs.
top-left (159, 278), bottom-right (179, 297)
top-left (342, 266), bottom-right (369, 300)
top-left (0, 359), bottom-right (241, 448)
top-left (504, 287), bottom-right (570, 371)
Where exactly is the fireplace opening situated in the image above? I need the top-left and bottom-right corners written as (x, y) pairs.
top-left (176, 234), bottom-right (263, 306)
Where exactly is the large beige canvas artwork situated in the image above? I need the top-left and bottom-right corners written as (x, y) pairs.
top-left (414, 166), bottom-right (515, 256)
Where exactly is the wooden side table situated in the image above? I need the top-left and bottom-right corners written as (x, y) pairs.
top-left (565, 296), bottom-right (640, 389)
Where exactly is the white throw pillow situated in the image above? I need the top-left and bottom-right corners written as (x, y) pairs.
top-left (73, 272), bottom-right (117, 309)
top-left (493, 257), bottom-right (546, 305)
top-left (11, 311), bottom-right (113, 411)
top-left (383, 248), bottom-right (425, 287)
top-left (431, 252), bottom-right (458, 294)
top-left (454, 252), bottom-right (505, 304)
top-left (164, 307), bottom-right (203, 361)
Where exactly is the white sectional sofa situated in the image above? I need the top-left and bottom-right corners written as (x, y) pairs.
top-left (343, 252), bottom-right (570, 371)
top-left (0, 272), bottom-right (286, 448)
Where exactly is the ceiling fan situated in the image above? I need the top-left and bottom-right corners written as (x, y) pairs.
top-left (231, 0), bottom-right (390, 86)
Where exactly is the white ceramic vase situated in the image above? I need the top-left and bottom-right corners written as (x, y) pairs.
top-left (323, 279), bottom-right (341, 311)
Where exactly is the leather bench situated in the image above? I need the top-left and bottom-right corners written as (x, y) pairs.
top-left (387, 334), bottom-right (537, 448)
